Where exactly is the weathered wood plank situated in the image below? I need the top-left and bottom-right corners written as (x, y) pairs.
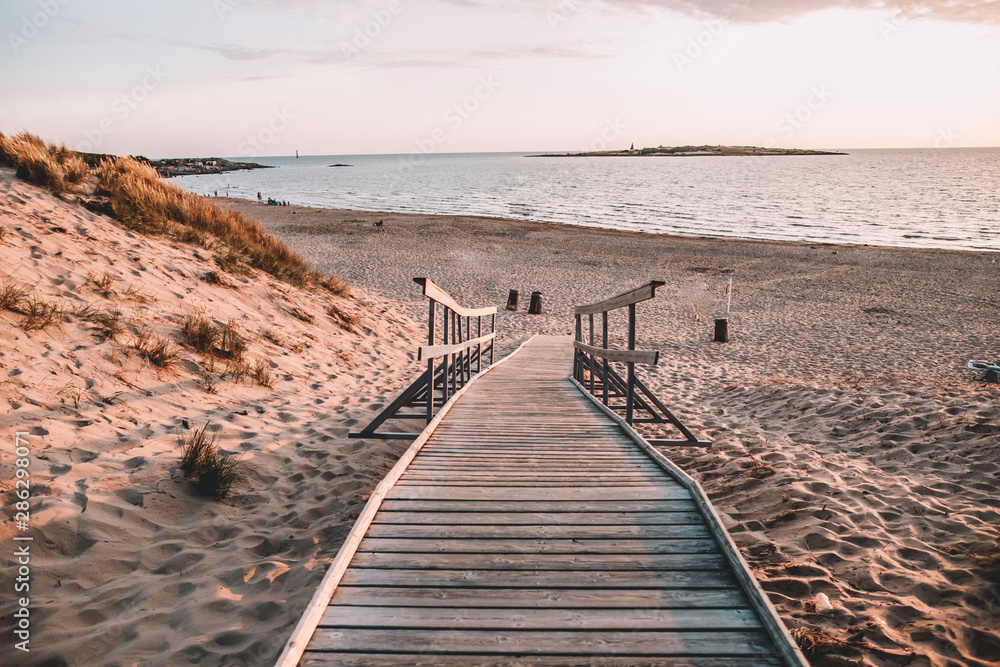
top-left (349, 552), bottom-right (730, 571)
top-left (339, 568), bottom-right (736, 588)
top-left (363, 523), bottom-right (712, 540)
top-left (319, 606), bottom-right (763, 630)
top-left (413, 278), bottom-right (497, 317)
top-left (328, 586), bottom-right (750, 609)
top-left (575, 340), bottom-right (659, 365)
top-left (370, 511), bottom-right (705, 525)
top-left (306, 628), bottom-right (775, 656)
top-left (574, 280), bottom-right (665, 315)
top-left (376, 499), bottom-right (698, 513)
top-left (419, 332), bottom-right (497, 361)
top-left (303, 654), bottom-right (786, 667)
top-left (385, 486), bottom-right (691, 501)
top-left (356, 537), bottom-right (720, 554)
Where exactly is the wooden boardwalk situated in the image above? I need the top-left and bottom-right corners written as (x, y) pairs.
top-left (281, 336), bottom-right (806, 666)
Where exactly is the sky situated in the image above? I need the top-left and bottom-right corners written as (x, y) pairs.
top-left (1, 0), bottom-right (998, 157)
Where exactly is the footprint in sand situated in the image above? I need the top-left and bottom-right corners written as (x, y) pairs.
top-left (73, 479), bottom-right (89, 513)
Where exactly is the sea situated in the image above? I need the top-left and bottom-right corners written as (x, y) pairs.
top-left (174, 148), bottom-right (1000, 252)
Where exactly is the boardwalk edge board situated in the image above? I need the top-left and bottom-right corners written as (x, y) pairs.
top-left (273, 336), bottom-right (537, 667)
top-left (570, 377), bottom-right (810, 667)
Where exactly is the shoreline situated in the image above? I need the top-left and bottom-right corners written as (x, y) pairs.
top-left (210, 195), bottom-right (999, 256)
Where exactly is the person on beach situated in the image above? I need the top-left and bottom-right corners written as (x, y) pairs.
top-left (214, 190), bottom-right (217, 197)
top-left (257, 191), bottom-right (262, 201)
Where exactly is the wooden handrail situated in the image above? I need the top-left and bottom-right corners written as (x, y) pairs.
top-left (574, 280), bottom-right (664, 315)
top-left (414, 278), bottom-right (497, 318)
top-left (574, 340), bottom-right (658, 365)
top-left (419, 332), bottom-right (497, 361)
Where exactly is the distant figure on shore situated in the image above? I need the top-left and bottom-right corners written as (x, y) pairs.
top-left (374, 220), bottom-right (384, 230)
top-left (214, 190), bottom-right (218, 197)
top-left (630, 143), bottom-right (634, 151)
top-left (257, 191), bottom-right (262, 201)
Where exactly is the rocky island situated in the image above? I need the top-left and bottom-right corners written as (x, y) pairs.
top-left (144, 156), bottom-right (272, 177)
top-left (74, 152), bottom-right (272, 177)
top-left (531, 144), bottom-right (847, 157)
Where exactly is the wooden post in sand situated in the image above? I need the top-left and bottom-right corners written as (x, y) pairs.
top-left (529, 291), bottom-right (543, 314)
top-left (506, 290), bottom-right (519, 311)
top-left (714, 318), bottom-right (729, 343)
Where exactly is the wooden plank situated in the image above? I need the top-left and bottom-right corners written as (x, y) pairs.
top-left (328, 586), bottom-right (750, 609)
top-left (370, 511), bottom-right (705, 525)
top-left (362, 524), bottom-right (712, 540)
top-left (355, 538), bottom-right (720, 554)
top-left (319, 606), bottom-right (763, 630)
top-left (349, 552), bottom-right (730, 571)
top-left (339, 568), bottom-right (736, 589)
top-left (419, 332), bottom-right (497, 361)
top-left (304, 654), bottom-right (786, 667)
top-left (414, 278), bottom-right (497, 318)
top-left (385, 486), bottom-right (691, 501)
top-left (575, 340), bottom-right (659, 365)
top-left (574, 280), bottom-right (665, 315)
top-left (305, 628), bottom-right (776, 656)
top-left (392, 481), bottom-right (674, 488)
top-left (376, 499), bottom-right (698, 513)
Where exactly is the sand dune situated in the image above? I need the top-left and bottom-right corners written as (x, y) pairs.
top-left (0, 169), bottom-right (425, 665)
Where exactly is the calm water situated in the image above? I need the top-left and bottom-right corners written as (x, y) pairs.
top-left (176, 149), bottom-right (1000, 252)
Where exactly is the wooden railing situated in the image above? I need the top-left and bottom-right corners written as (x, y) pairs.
top-left (573, 281), bottom-right (710, 447)
top-left (350, 278), bottom-right (497, 440)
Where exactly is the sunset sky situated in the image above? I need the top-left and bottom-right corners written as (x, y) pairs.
top-left (2, 0), bottom-right (998, 157)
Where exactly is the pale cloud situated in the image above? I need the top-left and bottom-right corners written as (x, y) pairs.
top-left (599, 0), bottom-right (1000, 25)
top-left (440, 0), bottom-right (1000, 25)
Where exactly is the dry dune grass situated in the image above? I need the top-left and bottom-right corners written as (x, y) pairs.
top-left (95, 156), bottom-right (315, 286)
top-left (0, 130), bottom-right (350, 295)
top-left (0, 130), bottom-right (67, 192)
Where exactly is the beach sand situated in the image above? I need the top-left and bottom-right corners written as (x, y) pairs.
top-left (1, 167), bottom-right (997, 666)
top-left (223, 198), bottom-right (1000, 667)
top-left (0, 170), bottom-right (428, 665)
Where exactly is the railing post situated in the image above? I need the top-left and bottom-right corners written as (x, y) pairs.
top-left (602, 310), bottom-right (609, 406)
top-left (575, 314), bottom-right (583, 381)
top-left (442, 307), bottom-right (450, 404)
top-left (426, 299), bottom-right (436, 423)
top-left (490, 312), bottom-right (495, 365)
top-left (626, 303), bottom-right (636, 424)
top-left (589, 313), bottom-right (595, 394)
top-left (450, 310), bottom-right (457, 395)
